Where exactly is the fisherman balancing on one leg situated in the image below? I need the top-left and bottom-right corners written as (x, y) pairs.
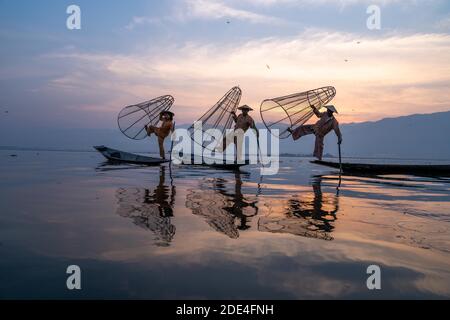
top-left (287, 105), bottom-right (342, 161)
top-left (216, 105), bottom-right (259, 158)
top-left (145, 111), bottom-right (175, 160)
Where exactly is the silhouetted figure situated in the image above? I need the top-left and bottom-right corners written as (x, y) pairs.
top-left (288, 105), bottom-right (342, 160)
top-left (186, 172), bottom-right (259, 238)
top-left (145, 111), bottom-right (175, 159)
top-left (259, 176), bottom-right (340, 241)
top-left (216, 105), bottom-right (259, 159)
top-left (116, 166), bottom-right (176, 246)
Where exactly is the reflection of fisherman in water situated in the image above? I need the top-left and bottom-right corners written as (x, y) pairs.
top-left (186, 172), bottom-right (258, 239)
top-left (116, 166), bottom-right (176, 246)
top-left (259, 176), bottom-right (339, 241)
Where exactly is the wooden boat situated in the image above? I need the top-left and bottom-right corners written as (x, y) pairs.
top-left (176, 154), bottom-right (250, 170)
top-left (312, 160), bottom-right (450, 176)
top-left (94, 146), bottom-right (169, 165)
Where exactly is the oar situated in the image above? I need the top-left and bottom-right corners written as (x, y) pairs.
top-left (257, 137), bottom-right (264, 168)
top-left (337, 142), bottom-right (342, 190)
top-left (168, 121), bottom-right (176, 185)
top-left (255, 138), bottom-right (265, 199)
top-left (169, 121), bottom-right (176, 164)
top-left (253, 126), bottom-right (264, 167)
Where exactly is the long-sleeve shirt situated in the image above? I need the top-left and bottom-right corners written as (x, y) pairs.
top-left (313, 109), bottom-right (342, 140)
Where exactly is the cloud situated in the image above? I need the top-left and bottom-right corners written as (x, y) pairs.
top-left (176, 0), bottom-right (284, 24)
top-left (125, 0), bottom-right (440, 31)
top-left (125, 16), bottom-right (162, 30)
top-left (435, 16), bottom-right (450, 30)
top-left (124, 0), bottom-right (285, 31)
top-left (238, 0), bottom-right (432, 6)
top-left (41, 30), bottom-right (450, 124)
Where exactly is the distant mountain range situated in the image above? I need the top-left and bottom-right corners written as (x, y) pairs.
top-left (1, 111), bottom-right (449, 160)
top-left (280, 111), bottom-right (450, 160)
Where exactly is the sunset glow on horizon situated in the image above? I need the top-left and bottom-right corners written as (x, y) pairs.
top-left (1, 0), bottom-right (449, 128)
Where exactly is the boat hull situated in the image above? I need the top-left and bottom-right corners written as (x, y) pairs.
top-left (183, 155), bottom-right (249, 170)
top-left (312, 160), bottom-right (450, 177)
top-left (94, 146), bottom-right (169, 166)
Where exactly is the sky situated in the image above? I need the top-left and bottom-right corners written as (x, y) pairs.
top-left (0, 0), bottom-right (450, 130)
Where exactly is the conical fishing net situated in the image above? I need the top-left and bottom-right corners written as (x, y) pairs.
top-left (188, 86), bottom-right (242, 151)
top-left (118, 95), bottom-right (174, 140)
top-left (260, 86), bottom-right (336, 139)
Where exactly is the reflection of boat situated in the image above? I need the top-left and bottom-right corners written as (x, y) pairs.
top-left (186, 173), bottom-right (258, 239)
top-left (115, 166), bottom-right (176, 246)
top-left (94, 145), bottom-right (169, 165)
top-left (259, 176), bottom-right (339, 241)
top-left (186, 173), bottom-right (339, 241)
top-left (312, 160), bottom-right (450, 177)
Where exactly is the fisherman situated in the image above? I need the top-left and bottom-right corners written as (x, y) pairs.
top-left (145, 111), bottom-right (175, 160)
top-left (217, 105), bottom-right (259, 157)
top-left (287, 105), bottom-right (342, 161)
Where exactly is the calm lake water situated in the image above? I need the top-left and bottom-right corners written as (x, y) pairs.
top-left (1, 150), bottom-right (450, 299)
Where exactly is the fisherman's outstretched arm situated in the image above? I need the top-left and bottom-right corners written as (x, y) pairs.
top-left (312, 106), bottom-right (323, 118)
top-left (231, 111), bottom-right (238, 122)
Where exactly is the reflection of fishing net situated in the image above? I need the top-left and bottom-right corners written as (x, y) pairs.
top-left (186, 188), bottom-right (240, 239)
top-left (260, 86), bottom-right (336, 139)
top-left (185, 176), bottom-right (258, 239)
top-left (258, 214), bottom-right (333, 241)
top-left (116, 187), bottom-right (176, 246)
top-left (118, 95), bottom-right (174, 140)
top-left (188, 87), bottom-right (242, 151)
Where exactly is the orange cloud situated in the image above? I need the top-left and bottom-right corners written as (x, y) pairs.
top-left (44, 30), bottom-right (450, 124)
